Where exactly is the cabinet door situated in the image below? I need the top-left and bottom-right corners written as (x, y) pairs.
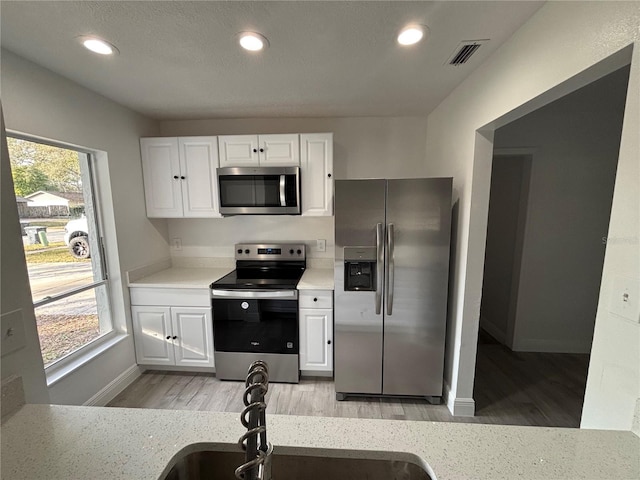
top-left (171, 307), bottom-right (215, 368)
top-left (178, 137), bottom-right (222, 218)
top-left (299, 308), bottom-right (333, 372)
top-left (300, 133), bottom-right (333, 216)
top-left (140, 138), bottom-right (183, 217)
top-left (132, 306), bottom-right (175, 365)
top-left (218, 135), bottom-right (259, 167)
top-left (258, 134), bottom-right (300, 166)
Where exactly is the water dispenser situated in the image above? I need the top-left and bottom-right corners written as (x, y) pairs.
top-left (344, 246), bottom-right (376, 292)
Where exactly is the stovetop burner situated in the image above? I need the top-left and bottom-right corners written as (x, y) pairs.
top-left (210, 243), bottom-right (306, 290)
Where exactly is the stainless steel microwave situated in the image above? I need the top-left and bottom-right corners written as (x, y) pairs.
top-left (217, 166), bottom-right (301, 215)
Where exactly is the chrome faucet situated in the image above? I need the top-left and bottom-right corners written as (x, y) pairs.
top-left (235, 361), bottom-right (273, 480)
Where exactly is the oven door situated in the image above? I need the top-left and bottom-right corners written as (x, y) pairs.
top-left (217, 167), bottom-right (300, 215)
top-left (211, 289), bottom-right (299, 354)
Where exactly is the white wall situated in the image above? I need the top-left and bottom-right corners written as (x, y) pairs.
top-left (424, 1), bottom-right (639, 429)
top-left (161, 116), bottom-right (428, 258)
top-left (493, 66), bottom-right (627, 354)
top-left (1, 109), bottom-right (49, 404)
top-left (479, 155), bottom-right (528, 344)
top-left (1, 50), bottom-right (164, 405)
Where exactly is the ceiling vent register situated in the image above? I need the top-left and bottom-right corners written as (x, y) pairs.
top-left (447, 40), bottom-right (488, 66)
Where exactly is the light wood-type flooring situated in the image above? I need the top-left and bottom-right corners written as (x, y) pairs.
top-left (108, 332), bottom-right (589, 428)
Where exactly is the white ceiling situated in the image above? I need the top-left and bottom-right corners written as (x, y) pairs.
top-left (0, 1), bottom-right (544, 120)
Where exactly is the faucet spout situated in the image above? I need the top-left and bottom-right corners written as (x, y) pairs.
top-left (235, 361), bottom-right (272, 480)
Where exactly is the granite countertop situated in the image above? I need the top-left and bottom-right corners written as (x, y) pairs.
top-left (128, 267), bottom-right (233, 289)
top-left (129, 267), bottom-right (334, 291)
top-left (1, 404), bottom-right (638, 480)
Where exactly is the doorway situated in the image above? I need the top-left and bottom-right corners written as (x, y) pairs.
top-left (474, 65), bottom-right (630, 427)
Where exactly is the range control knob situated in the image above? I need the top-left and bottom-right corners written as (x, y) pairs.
top-left (297, 249), bottom-right (302, 255)
top-left (237, 249), bottom-right (243, 254)
top-left (245, 249), bottom-right (250, 254)
top-left (289, 249), bottom-right (294, 255)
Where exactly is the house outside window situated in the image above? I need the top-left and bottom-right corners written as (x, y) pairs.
top-left (8, 136), bottom-right (113, 368)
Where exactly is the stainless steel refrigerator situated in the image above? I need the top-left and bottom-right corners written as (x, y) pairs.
top-left (334, 178), bottom-right (452, 400)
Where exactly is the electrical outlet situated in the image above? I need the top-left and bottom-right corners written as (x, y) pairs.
top-left (172, 238), bottom-right (182, 250)
top-left (317, 239), bottom-right (326, 252)
top-left (609, 275), bottom-right (640, 323)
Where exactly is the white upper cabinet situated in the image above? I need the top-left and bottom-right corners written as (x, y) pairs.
top-left (178, 137), bottom-right (221, 217)
top-left (219, 134), bottom-right (300, 167)
top-left (140, 138), bottom-right (183, 217)
top-left (300, 133), bottom-right (333, 216)
top-left (141, 136), bottom-right (221, 218)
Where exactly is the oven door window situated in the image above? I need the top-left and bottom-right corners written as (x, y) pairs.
top-left (212, 298), bottom-right (298, 354)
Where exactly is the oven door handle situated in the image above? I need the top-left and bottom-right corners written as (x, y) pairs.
top-left (211, 289), bottom-right (298, 300)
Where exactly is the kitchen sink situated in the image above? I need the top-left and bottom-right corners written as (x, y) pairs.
top-left (161, 446), bottom-right (433, 480)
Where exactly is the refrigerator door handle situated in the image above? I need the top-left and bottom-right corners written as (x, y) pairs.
top-left (386, 223), bottom-right (395, 315)
top-left (375, 222), bottom-right (384, 314)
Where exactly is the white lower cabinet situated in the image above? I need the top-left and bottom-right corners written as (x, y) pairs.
top-left (132, 304), bottom-right (214, 368)
top-left (299, 290), bottom-right (333, 374)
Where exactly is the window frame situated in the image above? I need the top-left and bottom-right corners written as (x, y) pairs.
top-left (8, 132), bottom-right (118, 376)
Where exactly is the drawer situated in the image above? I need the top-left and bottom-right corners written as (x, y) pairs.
top-left (299, 290), bottom-right (333, 309)
top-left (130, 287), bottom-right (210, 307)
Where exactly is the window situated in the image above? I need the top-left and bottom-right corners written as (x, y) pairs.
top-left (8, 137), bottom-right (112, 368)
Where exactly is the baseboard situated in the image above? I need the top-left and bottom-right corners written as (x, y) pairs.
top-left (443, 380), bottom-right (476, 417)
top-left (479, 317), bottom-right (506, 344)
top-left (83, 364), bottom-right (142, 406)
top-left (512, 337), bottom-right (592, 354)
top-left (300, 370), bottom-right (333, 378)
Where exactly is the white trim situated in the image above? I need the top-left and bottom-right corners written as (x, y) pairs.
top-left (452, 397), bottom-right (476, 417)
top-left (512, 337), bottom-right (593, 354)
top-left (83, 364), bottom-right (143, 406)
top-left (301, 370), bottom-right (333, 378)
top-left (443, 380), bottom-right (476, 416)
top-left (46, 334), bottom-right (127, 387)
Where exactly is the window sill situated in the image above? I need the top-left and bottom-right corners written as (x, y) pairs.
top-left (45, 333), bottom-right (128, 388)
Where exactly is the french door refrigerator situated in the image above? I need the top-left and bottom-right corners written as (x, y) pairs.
top-left (334, 178), bottom-right (452, 400)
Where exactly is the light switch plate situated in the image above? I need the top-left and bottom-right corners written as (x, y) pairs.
top-left (1, 309), bottom-right (26, 357)
top-left (609, 276), bottom-right (640, 323)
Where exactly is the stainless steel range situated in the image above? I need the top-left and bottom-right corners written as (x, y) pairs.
top-left (210, 243), bottom-right (306, 383)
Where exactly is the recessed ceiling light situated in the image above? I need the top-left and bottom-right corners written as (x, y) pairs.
top-left (78, 36), bottom-right (118, 55)
top-left (238, 32), bottom-right (269, 52)
top-left (397, 25), bottom-right (428, 46)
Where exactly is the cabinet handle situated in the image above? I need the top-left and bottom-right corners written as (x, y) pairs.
top-left (180, 176), bottom-right (185, 180)
top-left (253, 148), bottom-right (258, 153)
top-left (166, 336), bottom-right (171, 340)
top-left (172, 336), bottom-right (178, 340)
top-left (259, 148), bottom-right (264, 153)
top-left (327, 340), bottom-right (332, 345)
top-left (327, 173), bottom-right (332, 178)
top-left (313, 297), bottom-right (318, 302)
top-left (173, 175), bottom-right (179, 179)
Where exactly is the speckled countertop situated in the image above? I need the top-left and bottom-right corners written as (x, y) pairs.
top-left (128, 267), bottom-right (233, 289)
top-left (128, 267), bottom-right (334, 291)
top-left (1, 404), bottom-right (638, 480)
top-left (297, 268), bottom-right (334, 290)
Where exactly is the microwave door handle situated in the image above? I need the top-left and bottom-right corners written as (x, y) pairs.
top-left (279, 175), bottom-right (286, 207)
top-left (375, 223), bottom-right (383, 315)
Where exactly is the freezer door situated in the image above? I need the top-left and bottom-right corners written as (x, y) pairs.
top-left (334, 179), bottom-right (386, 394)
top-left (383, 178), bottom-right (452, 396)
